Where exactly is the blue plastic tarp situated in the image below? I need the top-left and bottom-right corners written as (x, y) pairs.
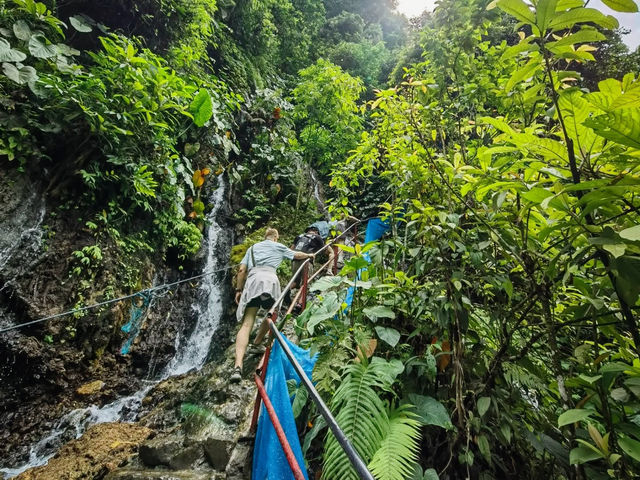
top-left (252, 335), bottom-right (318, 480)
top-left (344, 218), bottom-right (390, 309)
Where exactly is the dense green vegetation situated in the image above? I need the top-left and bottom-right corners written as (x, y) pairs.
top-left (298, 1), bottom-right (640, 479)
top-left (2, 0), bottom-right (640, 479)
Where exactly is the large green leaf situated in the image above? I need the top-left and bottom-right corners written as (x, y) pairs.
top-left (610, 256), bottom-right (640, 305)
top-left (496, 0), bottom-right (536, 24)
top-left (304, 292), bottom-right (341, 335)
top-left (477, 434), bottom-right (492, 463)
top-left (408, 394), bottom-right (454, 430)
top-left (549, 8), bottom-right (619, 31)
top-left (69, 15), bottom-right (93, 32)
top-left (2, 63), bottom-right (37, 85)
top-left (536, 0), bottom-right (559, 33)
top-left (548, 29), bottom-right (606, 49)
top-left (375, 326), bottom-right (401, 347)
top-left (505, 56), bottom-right (542, 92)
top-left (0, 38), bottom-right (27, 62)
top-left (619, 225), bottom-right (640, 242)
top-left (477, 397), bottom-right (491, 417)
top-left (558, 89), bottom-right (602, 158)
top-left (13, 20), bottom-right (32, 41)
top-left (558, 409), bottom-right (593, 427)
top-left (423, 469), bottom-right (439, 480)
top-left (619, 436), bottom-right (640, 462)
top-left (569, 446), bottom-right (604, 464)
top-left (28, 34), bottom-right (57, 59)
top-left (364, 305), bottom-right (396, 321)
top-left (584, 109), bottom-right (640, 149)
top-left (310, 275), bottom-right (345, 292)
top-left (601, 0), bottom-right (638, 12)
top-left (189, 89), bottom-right (213, 127)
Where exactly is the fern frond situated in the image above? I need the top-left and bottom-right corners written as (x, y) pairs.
top-left (322, 358), bottom-right (396, 480)
top-left (313, 338), bottom-right (351, 395)
top-left (368, 405), bottom-right (422, 480)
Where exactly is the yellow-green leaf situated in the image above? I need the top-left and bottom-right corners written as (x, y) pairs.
top-left (601, 0), bottom-right (638, 12)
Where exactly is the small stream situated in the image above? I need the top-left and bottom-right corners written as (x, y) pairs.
top-left (0, 176), bottom-right (231, 478)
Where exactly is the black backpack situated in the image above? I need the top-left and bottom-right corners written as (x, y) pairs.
top-left (294, 233), bottom-right (323, 253)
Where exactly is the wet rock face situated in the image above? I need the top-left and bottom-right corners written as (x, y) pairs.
top-left (0, 171), bottom-right (218, 466)
top-left (0, 172), bottom-right (239, 475)
top-left (13, 423), bottom-right (152, 480)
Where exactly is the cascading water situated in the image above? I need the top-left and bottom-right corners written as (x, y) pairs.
top-left (0, 176), bottom-right (231, 478)
top-left (310, 169), bottom-right (328, 219)
top-left (163, 178), bottom-right (229, 377)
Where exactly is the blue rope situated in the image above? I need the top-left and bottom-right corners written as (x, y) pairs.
top-left (120, 292), bottom-right (153, 355)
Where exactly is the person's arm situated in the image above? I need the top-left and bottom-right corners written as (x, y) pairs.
top-left (293, 251), bottom-right (314, 260)
top-left (235, 263), bottom-right (247, 304)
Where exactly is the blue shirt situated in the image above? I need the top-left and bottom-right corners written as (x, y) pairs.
top-left (241, 240), bottom-right (295, 269)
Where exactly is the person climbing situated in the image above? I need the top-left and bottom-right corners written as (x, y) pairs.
top-left (231, 227), bottom-right (314, 383)
top-left (308, 215), bottom-right (359, 240)
top-left (290, 225), bottom-right (325, 288)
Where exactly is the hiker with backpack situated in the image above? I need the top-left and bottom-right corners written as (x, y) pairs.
top-left (231, 227), bottom-right (314, 383)
top-left (290, 225), bottom-right (327, 291)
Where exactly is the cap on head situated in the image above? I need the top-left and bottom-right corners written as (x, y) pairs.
top-left (306, 226), bottom-right (320, 234)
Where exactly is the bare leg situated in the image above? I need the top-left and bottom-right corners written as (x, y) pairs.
top-left (253, 317), bottom-right (271, 345)
top-left (234, 307), bottom-right (258, 369)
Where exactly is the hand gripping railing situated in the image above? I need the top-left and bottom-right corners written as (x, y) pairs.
top-left (249, 220), bottom-right (373, 480)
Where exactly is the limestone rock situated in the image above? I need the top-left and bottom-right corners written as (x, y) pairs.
top-left (76, 380), bottom-right (106, 395)
top-left (225, 438), bottom-right (253, 480)
top-left (139, 434), bottom-right (203, 470)
top-left (14, 423), bottom-right (152, 480)
top-left (202, 436), bottom-right (235, 470)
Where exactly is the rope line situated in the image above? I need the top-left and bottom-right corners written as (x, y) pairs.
top-left (0, 264), bottom-right (237, 334)
top-left (1, 216), bottom-right (371, 335)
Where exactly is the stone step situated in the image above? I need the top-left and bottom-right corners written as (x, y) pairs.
top-left (105, 469), bottom-right (225, 480)
top-left (138, 432), bottom-right (236, 471)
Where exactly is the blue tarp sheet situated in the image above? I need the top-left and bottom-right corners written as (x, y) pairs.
top-left (252, 335), bottom-right (318, 480)
top-left (344, 218), bottom-right (391, 308)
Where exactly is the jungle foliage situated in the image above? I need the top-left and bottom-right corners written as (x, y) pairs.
top-left (291, 0), bottom-right (640, 479)
top-left (2, 0), bottom-right (640, 479)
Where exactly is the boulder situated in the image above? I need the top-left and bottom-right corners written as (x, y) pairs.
top-left (76, 380), bottom-right (106, 395)
top-left (139, 434), bottom-right (203, 470)
top-left (201, 436), bottom-right (235, 470)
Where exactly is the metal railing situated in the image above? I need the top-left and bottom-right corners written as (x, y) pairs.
top-left (249, 221), bottom-right (374, 480)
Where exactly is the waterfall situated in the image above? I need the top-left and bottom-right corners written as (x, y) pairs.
top-left (0, 176), bottom-right (231, 478)
top-left (163, 177), bottom-right (229, 376)
top-left (309, 169), bottom-right (328, 219)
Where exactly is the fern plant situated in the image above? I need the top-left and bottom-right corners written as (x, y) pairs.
top-left (322, 356), bottom-right (422, 480)
top-left (368, 405), bottom-right (422, 480)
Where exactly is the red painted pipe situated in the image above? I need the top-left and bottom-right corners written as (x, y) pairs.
top-left (254, 373), bottom-right (306, 480)
top-left (250, 342), bottom-right (271, 431)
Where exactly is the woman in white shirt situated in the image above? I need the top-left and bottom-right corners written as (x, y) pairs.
top-left (231, 227), bottom-right (314, 382)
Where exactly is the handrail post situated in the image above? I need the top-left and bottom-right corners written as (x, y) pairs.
top-left (300, 262), bottom-right (309, 311)
top-left (250, 310), bottom-right (278, 431)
